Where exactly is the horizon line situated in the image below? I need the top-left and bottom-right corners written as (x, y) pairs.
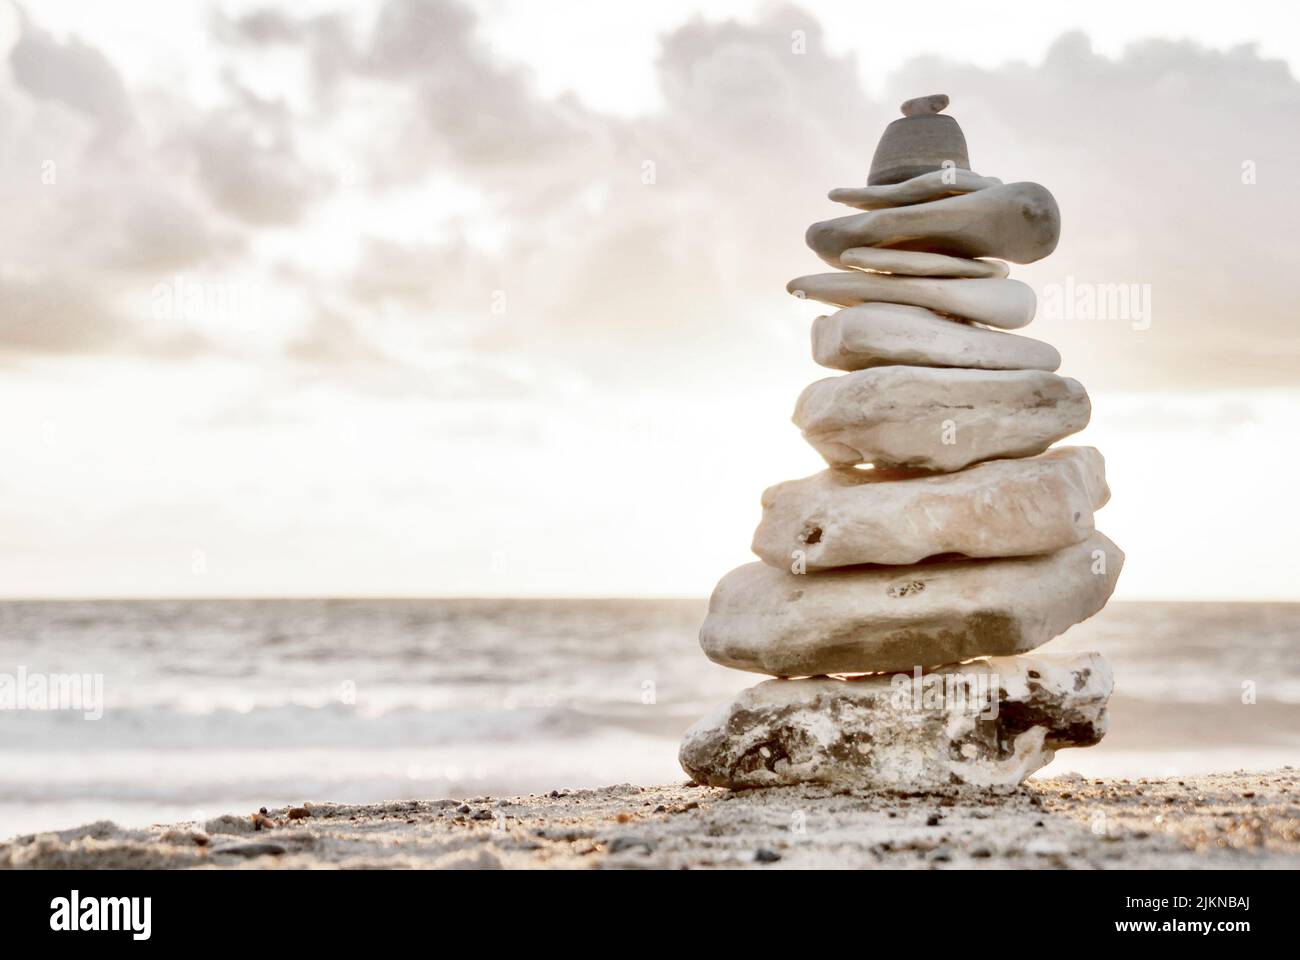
top-left (0, 595), bottom-right (1296, 605)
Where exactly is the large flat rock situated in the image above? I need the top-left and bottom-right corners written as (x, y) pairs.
top-left (806, 181), bottom-right (1060, 266)
top-left (753, 447), bottom-right (1109, 569)
top-left (788, 273), bottom-right (1036, 330)
top-left (679, 652), bottom-right (1113, 790)
top-left (793, 367), bottom-right (1090, 471)
top-left (812, 303), bottom-right (1060, 371)
top-left (700, 532), bottom-right (1123, 677)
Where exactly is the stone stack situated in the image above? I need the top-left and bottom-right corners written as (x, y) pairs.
top-left (680, 96), bottom-right (1123, 791)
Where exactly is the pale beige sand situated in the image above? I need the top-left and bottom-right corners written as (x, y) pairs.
top-left (3, 769), bottom-right (1297, 869)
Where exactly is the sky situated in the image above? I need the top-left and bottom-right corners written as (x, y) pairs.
top-left (1, 0), bottom-right (1298, 600)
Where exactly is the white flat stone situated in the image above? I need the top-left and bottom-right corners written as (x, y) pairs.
top-left (788, 273), bottom-right (1036, 330)
top-left (840, 246), bottom-right (1009, 278)
top-left (828, 169), bottom-right (1003, 210)
top-left (793, 367), bottom-right (1090, 471)
top-left (753, 447), bottom-right (1109, 570)
top-left (679, 652), bottom-right (1113, 790)
top-left (812, 303), bottom-right (1059, 371)
top-left (806, 181), bottom-right (1061, 266)
top-left (700, 533), bottom-right (1123, 677)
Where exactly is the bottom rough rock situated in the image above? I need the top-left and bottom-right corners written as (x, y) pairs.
top-left (679, 652), bottom-right (1112, 790)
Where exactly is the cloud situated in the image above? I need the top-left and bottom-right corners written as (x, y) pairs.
top-left (886, 31), bottom-right (1300, 387)
top-left (7, 11), bottom-right (131, 133)
top-left (3, 0), bottom-right (1298, 395)
top-left (0, 24), bottom-right (226, 356)
top-left (0, 7), bottom-right (321, 356)
top-left (284, 306), bottom-right (389, 367)
top-left (4, 1), bottom-right (1299, 601)
top-left (0, 270), bottom-right (125, 354)
top-left (211, 7), bottom-right (355, 102)
top-left (275, 1), bottom-right (888, 392)
top-left (180, 101), bottom-right (326, 225)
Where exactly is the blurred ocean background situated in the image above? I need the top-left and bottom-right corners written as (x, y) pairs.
top-left (1, 599), bottom-right (1297, 838)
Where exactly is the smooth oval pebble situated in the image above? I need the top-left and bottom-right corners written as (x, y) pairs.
top-left (806, 181), bottom-right (1061, 266)
top-left (900, 93), bottom-right (949, 117)
top-left (812, 303), bottom-right (1057, 371)
top-left (840, 247), bottom-right (1009, 279)
top-left (829, 169), bottom-right (1001, 211)
top-left (788, 273), bottom-right (1036, 330)
top-left (212, 841), bottom-right (287, 857)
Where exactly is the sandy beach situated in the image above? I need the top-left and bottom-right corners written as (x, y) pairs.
top-left (3, 768), bottom-right (1296, 870)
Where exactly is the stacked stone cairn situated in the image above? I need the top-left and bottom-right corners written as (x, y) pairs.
top-left (680, 95), bottom-right (1123, 790)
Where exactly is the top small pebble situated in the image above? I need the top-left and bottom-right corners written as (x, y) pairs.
top-left (900, 94), bottom-right (949, 117)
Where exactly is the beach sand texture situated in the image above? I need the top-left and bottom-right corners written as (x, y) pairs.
top-left (3, 769), bottom-right (1296, 870)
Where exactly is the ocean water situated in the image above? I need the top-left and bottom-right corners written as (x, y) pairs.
top-left (1, 599), bottom-right (1297, 838)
